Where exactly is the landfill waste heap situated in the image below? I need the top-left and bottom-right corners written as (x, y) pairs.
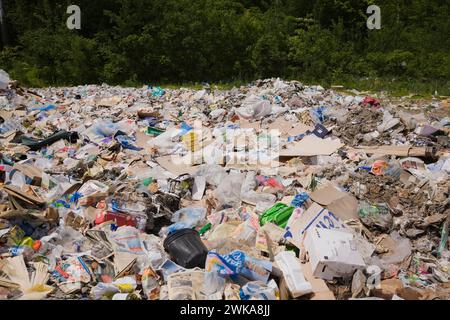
top-left (0, 69), bottom-right (449, 300)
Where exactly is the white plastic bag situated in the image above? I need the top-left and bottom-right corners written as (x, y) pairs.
top-left (0, 70), bottom-right (10, 90)
top-left (215, 172), bottom-right (244, 207)
top-left (235, 95), bottom-right (272, 120)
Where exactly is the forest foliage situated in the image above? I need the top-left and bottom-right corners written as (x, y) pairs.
top-left (0, 0), bottom-right (448, 94)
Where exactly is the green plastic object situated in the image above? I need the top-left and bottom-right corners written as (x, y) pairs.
top-left (142, 177), bottom-right (153, 186)
top-left (147, 127), bottom-right (165, 136)
top-left (199, 223), bottom-right (212, 236)
top-left (260, 203), bottom-right (295, 228)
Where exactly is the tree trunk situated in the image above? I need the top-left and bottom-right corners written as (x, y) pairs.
top-left (0, 0), bottom-right (8, 49)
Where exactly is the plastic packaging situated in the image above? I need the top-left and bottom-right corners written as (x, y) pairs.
top-left (367, 231), bottom-right (412, 269)
top-left (290, 193), bottom-right (309, 208)
top-left (142, 267), bottom-right (161, 300)
top-left (165, 206), bottom-right (206, 235)
top-left (310, 106), bottom-right (327, 123)
top-left (260, 203), bottom-right (295, 228)
top-left (113, 276), bottom-right (137, 293)
top-left (194, 164), bottom-right (227, 187)
top-left (115, 135), bottom-right (143, 151)
top-left (91, 119), bottom-right (120, 137)
top-left (151, 87), bottom-right (165, 97)
top-left (377, 110), bottom-right (400, 132)
top-left (205, 250), bottom-right (245, 277)
top-left (235, 95), bottom-right (272, 120)
top-left (9, 170), bottom-right (27, 188)
top-left (240, 171), bottom-right (276, 209)
top-left (358, 201), bottom-right (393, 231)
top-left (91, 282), bottom-right (120, 300)
top-left (203, 271), bottom-right (226, 300)
top-left (239, 280), bottom-right (279, 300)
top-left (20, 130), bottom-right (79, 151)
top-left (215, 172), bottom-right (244, 207)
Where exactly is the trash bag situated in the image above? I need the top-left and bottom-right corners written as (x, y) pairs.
top-left (235, 95), bottom-right (272, 120)
top-left (91, 119), bottom-right (120, 137)
top-left (215, 172), bottom-right (244, 208)
top-left (164, 206), bottom-right (206, 235)
top-left (240, 171), bottom-right (276, 209)
top-left (202, 271), bottom-right (226, 300)
top-left (358, 201), bottom-right (393, 231)
top-left (239, 280), bottom-right (279, 300)
top-left (367, 231), bottom-right (412, 270)
top-left (90, 282), bottom-right (120, 300)
top-left (115, 134), bottom-right (143, 151)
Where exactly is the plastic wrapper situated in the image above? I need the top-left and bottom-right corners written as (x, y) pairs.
top-left (240, 280), bottom-right (279, 300)
top-left (108, 226), bottom-right (146, 255)
top-left (202, 271), bottom-right (226, 300)
top-left (215, 172), bottom-right (244, 208)
top-left (194, 164), bottom-right (227, 187)
top-left (358, 201), bottom-right (393, 231)
top-left (367, 231), bottom-right (412, 269)
top-left (90, 282), bottom-right (120, 300)
top-left (142, 267), bottom-right (161, 300)
top-left (205, 249), bottom-right (272, 283)
top-left (235, 95), bottom-right (272, 120)
top-left (164, 206), bottom-right (206, 235)
top-left (240, 171), bottom-right (277, 209)
top-left (90, 119), bottom-right (120, 137)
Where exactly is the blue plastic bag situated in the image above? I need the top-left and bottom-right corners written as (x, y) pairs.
top-left (151, 87), bottom-right (165, 97)
top-left (115, 135), bottom-right (143, 151)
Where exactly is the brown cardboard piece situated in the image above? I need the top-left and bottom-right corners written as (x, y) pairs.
top-left (0, 110), bottom-right (12, 121)
top-left (114, 252), bottom-right (137, 279)
top-left (372, 279), bottom-right (404, 300)
top-left (326, 195), bottom-right (359, 221)
top-left (267, 118), bottom-right (312, 138)
top-left (239, 119), bottom-right (261, 131)
top-left (96, 96), bottom-right (122, 107)
top-left (225, 159), bottom-right (281, 170)
top-left (2, 184), bottom-right (46, 207)
top-left (351, 145), bottom-right (433, 157)
top-left (0, 130), bottom-right (19, 143)
top-left (280, 135), bottom-right (343, 157)
top-left (301, 261), bottom-right (335, 300)
top-left (13, 163), bottom-right (43, 186)
top-left (135, 130), bottom-right (152, 149)
top-left (310, 183), bottom-right (359, 221)
top-left (396, 286), bottom-right (437, 300)
top-left (310, 183), bottom-right (347, 205)
top-left (156, 155), bottom-right (199, 176)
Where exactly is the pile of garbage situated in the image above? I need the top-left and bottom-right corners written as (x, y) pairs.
top-left (0, 70), bottom-right (449, 300)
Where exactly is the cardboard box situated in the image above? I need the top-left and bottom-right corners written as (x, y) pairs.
top-left (304, 228), bottom-right (366, 281)
top-left (284, 202), bottom-right (348, 249)
top-left (302, 261), bottom-right (335, 300)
